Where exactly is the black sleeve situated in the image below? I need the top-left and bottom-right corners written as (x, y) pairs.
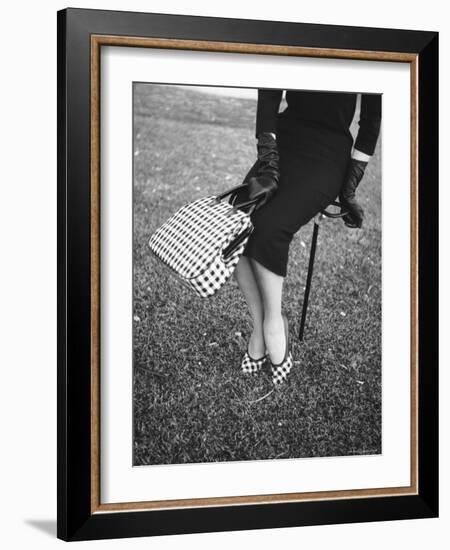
top-left (354, 94), bottom-right (382, 156)
top-left (255, 89), bottom-right (283, 138)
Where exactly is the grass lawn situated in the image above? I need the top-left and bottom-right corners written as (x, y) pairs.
top-left (133, 84), bottom-right (382, 465)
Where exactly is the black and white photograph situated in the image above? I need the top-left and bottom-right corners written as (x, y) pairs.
top-left (1, 0), bottom-right (444, 545)
top-left (133, 82), bottom-right (382, 466)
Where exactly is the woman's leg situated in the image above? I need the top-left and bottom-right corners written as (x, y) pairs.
top-left (250, 258), bottom-right (286, 365)
top-left (233, 256), bottom-right (265, 358)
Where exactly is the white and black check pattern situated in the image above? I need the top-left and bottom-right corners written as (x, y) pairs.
top-left (149, 195), bottom-right (253, 298)
top-left (271, 352), bottom-right (294, 386)
top-left (241, 351), bottom-right (267, 374)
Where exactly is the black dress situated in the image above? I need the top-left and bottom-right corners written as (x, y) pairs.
top-left (238, 89), bottom-right (381, 277)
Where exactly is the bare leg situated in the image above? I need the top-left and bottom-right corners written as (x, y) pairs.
top-left (250, 259), bottom-right (286, 364)
top-left (233, 256), bottom-right (265, 358)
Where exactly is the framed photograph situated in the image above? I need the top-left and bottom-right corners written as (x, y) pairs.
top-left (57, 7), bottom-right (438, 541)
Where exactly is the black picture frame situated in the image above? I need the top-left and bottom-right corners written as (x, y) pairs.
top-left (57, 7), bottom-right (438, 542)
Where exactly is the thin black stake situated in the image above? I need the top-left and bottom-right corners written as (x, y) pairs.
top-left (299, 215), bottom-right (321, 341)
top-left (298, 202), bottom-right (347, 341)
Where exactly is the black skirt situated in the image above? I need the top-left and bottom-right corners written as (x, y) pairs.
top-left (238, 112), bottom-right (353, 277)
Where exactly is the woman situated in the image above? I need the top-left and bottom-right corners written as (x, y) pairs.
top-left (233, 88), bottom-right (381, 386)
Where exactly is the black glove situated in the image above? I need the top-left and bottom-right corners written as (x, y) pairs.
top-left (247, 132), bottom-right (280, 208)
top-left (339, 158), bottom-right (368, 228)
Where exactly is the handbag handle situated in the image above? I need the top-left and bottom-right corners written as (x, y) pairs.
top-left (215, 183), bottom-right (262, 215)
top-left (215, 183), bottom-right (249, 202)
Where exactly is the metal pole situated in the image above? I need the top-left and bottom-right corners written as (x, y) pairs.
top-left (299, 214), bottom-right (322, 341)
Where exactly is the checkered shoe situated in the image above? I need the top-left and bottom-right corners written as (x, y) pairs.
top-left (241, 351), bottom-right (267, 374)
top-left (271, 351), bottom-right (294, 386)
top-left (270, 314), bottom-right (294, 386)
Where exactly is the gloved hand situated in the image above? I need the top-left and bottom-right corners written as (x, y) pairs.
top-left (339, 158), bottom-right (368, 228)
top-left (247, 132), bottom-right (280, 208)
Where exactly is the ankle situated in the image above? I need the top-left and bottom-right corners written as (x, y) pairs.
top-left (248, 328), bottom-right (265, 357)
top-left (250, 325), bottom-right (264, 339)
top-left (263, 314), bottom-right (283, 335)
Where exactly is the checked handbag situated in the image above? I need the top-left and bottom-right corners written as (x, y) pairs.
top-left (148, 183), bottom-right (260, 298)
